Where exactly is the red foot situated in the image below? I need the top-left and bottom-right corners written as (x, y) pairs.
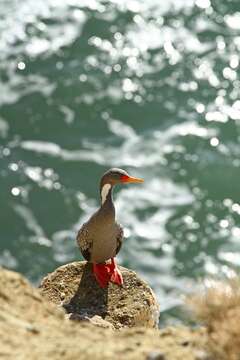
top-left (93, 258), bottom-right (123, 288)
top-left (109, 258), bottom-right (123, 286)
top-left (93, 263), bottom-right (111, 288)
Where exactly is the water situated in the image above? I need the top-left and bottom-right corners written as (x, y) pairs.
top-left (1, 0), bottom-right (240, 324)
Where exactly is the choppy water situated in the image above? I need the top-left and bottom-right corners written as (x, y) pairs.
top-left (1, 0), bottom-right (240, 324)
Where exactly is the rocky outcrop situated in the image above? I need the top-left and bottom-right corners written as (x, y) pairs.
top-left (0, 266), bottom-right (208, 360)
top-left (40, 261), bottom-right (159, 329)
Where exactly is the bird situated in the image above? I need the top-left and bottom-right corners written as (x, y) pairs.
top-left (76, 168), bottom-right (144, 288)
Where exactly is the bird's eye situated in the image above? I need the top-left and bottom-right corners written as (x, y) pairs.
top-left (113, 172), bottom-right (120, 178)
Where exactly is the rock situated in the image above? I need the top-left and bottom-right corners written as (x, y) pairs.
top-left (0, 267), bottom-right (208, 360)
top-left (67, 314), bottom-right (114, 329)
top-left (147, 350), bottom-right (166, 360)
top-left (40, 261), bottom-right (160, 329)
top-left (194, 350), bottom-right (211, 360)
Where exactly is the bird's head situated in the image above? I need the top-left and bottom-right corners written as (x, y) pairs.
top-left (101, 168), bottom-right (144, 186)
top-left (100, 168), bottom-right (144, 204)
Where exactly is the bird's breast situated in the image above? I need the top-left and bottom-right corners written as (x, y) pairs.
top-left (91, 223), bottom-right (118, 263)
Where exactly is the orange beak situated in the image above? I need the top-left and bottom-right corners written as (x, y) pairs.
top-left (120, 175), bottom-right (144, 183)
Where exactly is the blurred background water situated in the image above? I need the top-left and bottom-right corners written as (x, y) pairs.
top-left (1, 0), bottom-right (240, 324)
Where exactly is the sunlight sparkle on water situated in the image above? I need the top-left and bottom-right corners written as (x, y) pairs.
top-left (220, 219), bottom-right (229, 229)
top-left (225, 13), bottom-right (240, 30)
top-left (11, 187), bottom-right (21, 196)
top-left (230, 55), bottom-right (239, 69)
top-left (122, 78), bottom-right (138, 92)
top-left (223, 67), bottom-right (237, 81)
top-left (9, 163), bottom-right (19, 172)
top-left (210, 137), bottom-right (219, 147)
top-left (232, 203), bottom-right (240, 214)
top-left (195, 0), bottom-right (211, 9)
top-left (17, 61), bottom-right (26, 70)
top-left (205, 111), bottom-right (228, 123)
top-left (196, 103), bottom-right (205, 113)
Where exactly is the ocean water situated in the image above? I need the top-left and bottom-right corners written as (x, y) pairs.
top-left (1, 0), bottom-right (240, 324)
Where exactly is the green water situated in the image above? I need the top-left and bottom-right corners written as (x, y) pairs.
top-left (1, 0), bottom-right (240, 324)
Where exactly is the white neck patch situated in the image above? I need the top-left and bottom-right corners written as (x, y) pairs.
top-left (101, 183), bottom-right (112, 204)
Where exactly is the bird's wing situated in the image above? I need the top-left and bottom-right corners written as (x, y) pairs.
top-left (115, 223), bottom-right (124, 255)
top-left (76, 222), bottom-right (92, 261)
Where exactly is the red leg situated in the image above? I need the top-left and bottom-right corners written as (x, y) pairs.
top-left (109, 258), bottom-right (123, 286)
top-left (93, 263), bottom-right (111, 288)
top-left (109, 257), bottom-right (116, 272)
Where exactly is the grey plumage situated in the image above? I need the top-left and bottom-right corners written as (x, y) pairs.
top-left (77, 217), bottom-right (123, 263)
top-left (76, 168), bottom-right (143, 265)
top-left (76, 172), bottom-right (124, 263)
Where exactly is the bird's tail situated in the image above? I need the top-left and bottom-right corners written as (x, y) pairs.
top-left (93, 259), bottom-right (123, 288)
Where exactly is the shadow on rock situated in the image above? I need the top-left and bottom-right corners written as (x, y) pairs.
top-left (63, 262), bottom-right (109, 319)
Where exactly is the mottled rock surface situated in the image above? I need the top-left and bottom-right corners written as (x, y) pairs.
top-left (0, 267), bottom-right (208, 360)
top-left (40, 261), bottom-right (160, 329)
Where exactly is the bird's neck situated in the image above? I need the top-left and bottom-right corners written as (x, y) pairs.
top-left (100, 183), bottom-right (115, 211)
